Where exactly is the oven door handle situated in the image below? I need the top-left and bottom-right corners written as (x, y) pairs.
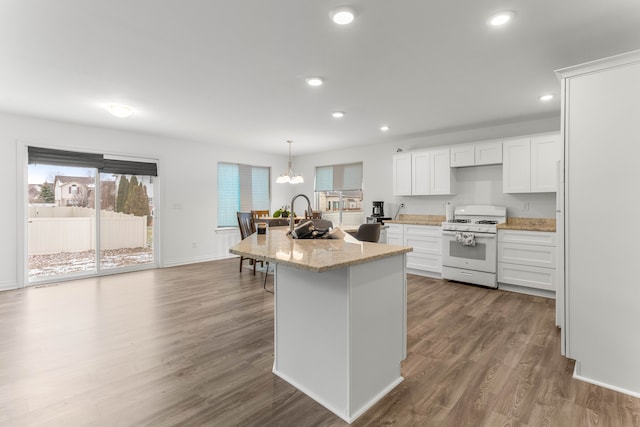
top-left (442, 231), bottom-right (496, 239)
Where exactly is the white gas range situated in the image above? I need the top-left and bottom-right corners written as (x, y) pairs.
top-left (441, 205), bottom-right (507, 288)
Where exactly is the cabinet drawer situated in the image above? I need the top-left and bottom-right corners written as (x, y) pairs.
top-left (498, 230), bottom-right (556, 246)
top-left (407, 253), bottom-right (442, 273)
top-left (498, 262), bottom-right (555, 291)
top-left (405, 235), bottom-right (442, 255)
top-left (386, 223), bottom-right (404, 235)
top-left (405, 224), bottom-right (441, 237)
top-left (498, 242), bottom-right (556, 268)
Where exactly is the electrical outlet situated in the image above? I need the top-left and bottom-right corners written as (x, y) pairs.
top-left (522, 202), bottom-right (530, 211)
top-left (400, 203), bottom-right (405, 208)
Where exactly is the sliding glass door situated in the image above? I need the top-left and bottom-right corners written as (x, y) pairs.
top-left (26, 147), bottom-right (157, 283)
top-left (28, 164), bottom-right (98, 279)
top-left (99, 173), bottom-right (154, 271)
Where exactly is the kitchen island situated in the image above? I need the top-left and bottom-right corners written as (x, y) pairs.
top-left (229, 228), bottom-right (412, 423)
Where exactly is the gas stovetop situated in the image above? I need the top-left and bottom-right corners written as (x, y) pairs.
top-left (441, 205), bottom-right (506, 233)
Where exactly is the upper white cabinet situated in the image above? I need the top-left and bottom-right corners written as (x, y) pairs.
top-left (450, 140), bottom-right (502, 167)
top-left (531, 134), bottom-right (561, 192)
top-left (393, 149), bottom-right (455, 196)
top-left (475, 141), bottom-right (503, 165)
top-left (430, 149), bottom-right (454, 195)
top-left (392, 152), bottom-right (412, 195)
top-left (411, 151), bottom-right (431, 195)
top-left (450, 145), bottom-right (475, 167)
top-left (503, 133), bottom-right (560, 193)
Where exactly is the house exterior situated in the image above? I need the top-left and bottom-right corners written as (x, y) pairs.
top-left (53, 176), bottom-right (95, 208)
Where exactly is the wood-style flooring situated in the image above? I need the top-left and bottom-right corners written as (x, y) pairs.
top-left (1, 258), bottom-right (639, 426)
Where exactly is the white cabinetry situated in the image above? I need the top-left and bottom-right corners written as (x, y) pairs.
top-left (503, 133), bottom-right (561, 193)
top-left (385, 223), bottom-right (404, 246)
top-left (393, 149), bottom-right (455, 196)
top-left (450, 145), bottom-right (475, 167)
top-left (411, 151), bottom-right (430, 195)
top-left (498, 230), bottom-right (556, 296)
top-left (392, 153), bottom-right (412, 196)
top-left (475, 141), bottom-right (503, 165)
top-left (450, 140), bottom-right (503, 167)
top-left (404, 225), bottom-right (442, 274)
top-left (386, 223), bottom-right (442, 276)
top-left (557, 49), bottom-right (640, 394)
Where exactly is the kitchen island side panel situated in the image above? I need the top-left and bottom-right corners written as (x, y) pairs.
top-left (272, 255), bottom-right (406, 423)
top-left (349, 254), bottom-right (406, 413)
top-left (273, 265), bottom-right (350, 415)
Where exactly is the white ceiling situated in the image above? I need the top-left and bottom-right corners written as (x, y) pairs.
top-left (1, 1), bottom-right (639, 155)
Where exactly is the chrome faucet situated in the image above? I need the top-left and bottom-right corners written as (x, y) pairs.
top-left (290, 194), bottom-right (312, 235)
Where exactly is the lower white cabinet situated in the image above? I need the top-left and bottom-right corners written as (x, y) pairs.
top-left (498, 230), bottom-right (556, 295)
top-left (387, 223), bottom-right (442, 275)
top-left (385, 223), bottom-right (404, 246)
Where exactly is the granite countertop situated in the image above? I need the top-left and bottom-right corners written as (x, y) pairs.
top-left (498, 217), bottom-right (556, 232)
top-left (386, 214), bottom-right (445, 226)
top-left (229, 228), bottom-right (412, 273)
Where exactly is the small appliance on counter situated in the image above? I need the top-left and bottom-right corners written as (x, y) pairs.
top-left (445, 202), bottom-right (454, 222)
top-left (367, 201), bottom-right (392, 224)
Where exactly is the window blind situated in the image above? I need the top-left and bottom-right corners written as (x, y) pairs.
top-left (315, 162), bottom-right (363, 191)
top-left (28, 146), bottom-right (158, 176)
top-left (28, 146), bottom-right (104, 168)
top-left (102, 159), bottom-right (158, 176)
top-left (217, 162), bottom-right (270, 227)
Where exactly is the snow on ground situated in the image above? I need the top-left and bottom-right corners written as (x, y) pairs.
top-left (29, 248), bottom-right (153, 278)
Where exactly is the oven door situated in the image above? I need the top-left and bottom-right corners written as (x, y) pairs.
top-left (442, 231), bottom-right (497, 273)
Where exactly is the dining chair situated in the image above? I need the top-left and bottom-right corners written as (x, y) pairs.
top-left (237, 211), bottom-right (263, 275)
top-left (237, 212), bottom-right (272, 293)
top-left (355, 223), bottom-right (381, 243)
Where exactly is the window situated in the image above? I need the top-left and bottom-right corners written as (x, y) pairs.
top-left (217, 162), bottom-right (270, 227)
top-left (314, 162), bottom-right (363, 226)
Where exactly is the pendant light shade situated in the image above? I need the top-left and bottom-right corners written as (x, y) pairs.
top-left (277, 140), bottom-right (304, 184)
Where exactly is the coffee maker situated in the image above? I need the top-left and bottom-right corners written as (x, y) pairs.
top-left (372, 201), bottom-right (384, 217)
top-left (367, 201), bottom-right (392, 224)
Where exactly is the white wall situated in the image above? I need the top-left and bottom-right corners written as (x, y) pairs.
top-left (294, 115), bottom-right (559, 220)
top-left (0, 111), bottom-right (290, 290)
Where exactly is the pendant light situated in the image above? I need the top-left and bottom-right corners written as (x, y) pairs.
top-left (276, 140), bottom-right (304, 184)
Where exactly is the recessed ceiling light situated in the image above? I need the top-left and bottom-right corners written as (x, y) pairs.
top-left (539, 94), bottom-right (554, 101)
top-left (332, 111), bottom-right (345, 118)
top-left (488, 11), bottom-right (515, 27)
top-left (105, 104), bottom-right (134, 118)
top-left (380, 125), bottom-right (390, 132)
top-left (329, 7), bottom-right (356, 25)
top-left (305, 77), bottom-right (324, 87)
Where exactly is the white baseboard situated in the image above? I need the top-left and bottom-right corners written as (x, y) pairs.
top-left (406, 269), bottom-right (441, 279)
top-left (573, 363), bottom-right (640, 399)
top-left (498, 283), bottom-right (555, 299)
top-left (273, 367), bottom-right (403, 424)
top-left (0, 281), bottom-right (19, 292)
top-left (162, 254), bottom-right (236, 268)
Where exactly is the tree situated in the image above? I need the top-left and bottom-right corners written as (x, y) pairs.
top-left (39, 181), bottom-right (55, 203)
top-left (124, 177), bottom-right (150, 218)
top-left (116, 175), bottom-right (129, 213)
